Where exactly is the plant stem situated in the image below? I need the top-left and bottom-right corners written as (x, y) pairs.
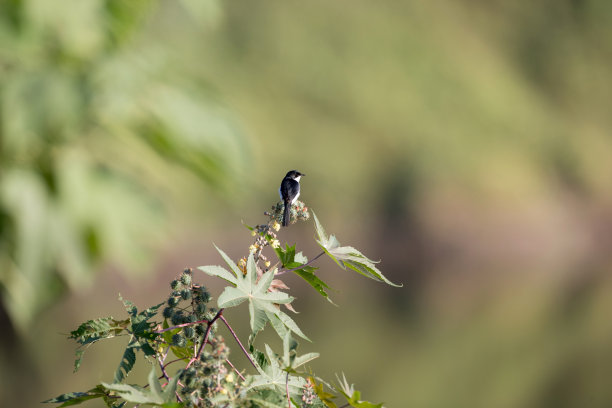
top-left (219, 315), bottom-right (258, 369)
top-left (276, 251), bottom-right (325, 276)
top-left (186, 309), bottom-right (224, 369)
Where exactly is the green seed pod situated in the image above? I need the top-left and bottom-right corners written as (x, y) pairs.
top-left (195, 303), bottom-right (206, 315)
top-left (167, 297), bottom-right (179, 307)
top-left (171, 311), bottom-right (184, 326)
top-left (188, 314), bottom-right (197, 323)
top-left (172, 334), bottom-right (186, 347)
top-left (180, 289), bottom-right (191, 300)
top-left (171, 280), bottom-right (181, 290)
top-left (162, 307), bottom-right (174, 318)
top-left (200, 290), bottom-right (211, 303)
top-left (180, 273), bottom-right (192, 286)
top-left (195, 324), bottom-right (206, 335)
top-left (184, 327), bottom-right (195, 338)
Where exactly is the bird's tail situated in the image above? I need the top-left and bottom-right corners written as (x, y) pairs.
top-left (282, 201), bottom-right (291, 227)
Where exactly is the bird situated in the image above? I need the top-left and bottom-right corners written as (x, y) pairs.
top-left (279, 170), bottom-right (305, 227)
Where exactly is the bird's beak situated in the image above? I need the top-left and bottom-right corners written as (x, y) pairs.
top-left (300, 173), bottom-right (306, 177)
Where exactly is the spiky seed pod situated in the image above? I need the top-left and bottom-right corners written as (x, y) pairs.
top-left (180, 273), bottom-right (192, 286)
top-left (171, 311), bottom-right (184, 326)
top-left (171, 280), bottom-right (181, 290)
top-left (195, 324), bottom-right (206, 335)
top-left (195, 303), bottom-right (206, 315)
top-left (183, 267), bottom-right (192, 275)
top-left (172, 334), bottom-right (186, 347)
top-left (162, 307), bottom-right (174, 318)
top-left (167, 296), bottom-right (179, 307)
top-left (188, 314), bottom-right (197, 323)
top-left (180, 289), bottom-right (191, 300)
top-left (184, 327), bottom-right (195, 338)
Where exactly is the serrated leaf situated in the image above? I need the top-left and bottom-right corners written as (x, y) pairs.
top-left (197, 265), bottom-right (237, 285)
top-left (113, 341), bottom-right (137, 383)
top-left (214, 244), bottom-right (244, 278)
top-left (214, 252), bottom-right (304, 340)
top-left (43, 385), bottom-right (108, 407)
top-left (293, 352), bottom-right (319, 369)
top-left (266, 309), bottom-right (309, 342)
top-left (73, 349), bottom-right (85, 373)
top-left (312, 211), bottom-right (401, 287)
top-left (292, 265), bottom-right (334, 303)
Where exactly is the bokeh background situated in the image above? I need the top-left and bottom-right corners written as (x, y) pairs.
top-left (2, 0), bottom-right (612, 407)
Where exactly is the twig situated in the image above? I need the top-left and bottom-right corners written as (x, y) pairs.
top-left (225, 358), bottom-right (246, 381)
top-left (219, 315), bottom-right (258, 369)
top-left (275, 251), bottom-right (325, 276)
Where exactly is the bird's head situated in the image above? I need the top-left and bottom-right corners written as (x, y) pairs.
top-left (285, 170), bottom-right (305, 181)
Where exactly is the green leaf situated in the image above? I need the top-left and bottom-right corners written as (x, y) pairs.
top-left (310, 377), bottom-right (337, 408)
top-left (43, 385), bottom-right (108, 407)
top-left (292, 265), bottom-right (334, 303)
top-left (276, 242), bottom-right (334, 302)
top-left (215, 252), bottom-right (305, 340)
top-left (214, 244), bottom-right (244, 278)
top-left (335, 373), bottom-right (384, 408)
top-left (245, 345), bottom-right (307, 396)
top-left (73, 349), bottom-right (85, 373)
top-left (280, 332), bottom-right (318, 372)
top-left (69, 317), bottom-right (130, 371)
top-left (312, 212), bottom-right (401, 287)
top-left (102, 367), bottom-right (179, 405)
top-left (113, 341), bottom-right (137, 383)
top-left (197, 264), bottom-right (237, 285)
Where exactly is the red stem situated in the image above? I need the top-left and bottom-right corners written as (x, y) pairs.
top-left (219, 315), bottom-right (258, 369)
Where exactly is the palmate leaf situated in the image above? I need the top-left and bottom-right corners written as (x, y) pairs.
top-left (312, 212), bottom-right (402, 287)
top-left (211, 250), bottom-right (308, 341)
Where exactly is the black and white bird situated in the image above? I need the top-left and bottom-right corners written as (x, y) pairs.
top-left (279, 170), bottom-right (305, 227)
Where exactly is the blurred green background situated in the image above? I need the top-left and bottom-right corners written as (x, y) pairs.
top-left (2, 0), bottom-right (612, 407)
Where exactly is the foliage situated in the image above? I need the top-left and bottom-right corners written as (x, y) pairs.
top-left (45, 203), bottom-right (397, 407)
top-left (0, 0), bottom-right (246, 332)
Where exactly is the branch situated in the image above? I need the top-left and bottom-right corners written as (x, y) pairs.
top-left (225, 358), bottom-right (246, 381)
top-left (275, 251), bottom-right (325, 276)
top-left (219, 315), bottom-right (258, 370)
